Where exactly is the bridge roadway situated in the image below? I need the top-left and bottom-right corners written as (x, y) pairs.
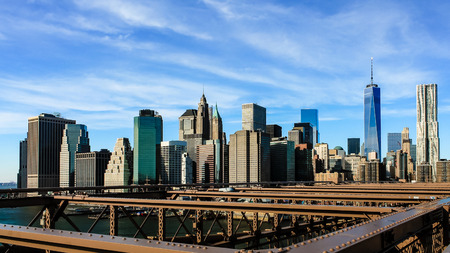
top-left (1, 182), bottom-right (450, 252)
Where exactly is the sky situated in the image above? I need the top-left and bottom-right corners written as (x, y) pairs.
top-left (1, 0), bottom-right (450, 182)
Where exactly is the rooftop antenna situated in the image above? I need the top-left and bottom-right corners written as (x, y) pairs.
top-left (202, 84), bottom-right (205, 95)
top-left (371, 57), bottom-right (374, 85)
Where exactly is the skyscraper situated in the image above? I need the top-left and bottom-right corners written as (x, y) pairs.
top-left (416, 84), bottom-right (440, 182)
top-left (133, 109), bottom-right (163, 185)
top-left (27, 113), bottom-right (75, 188)
top-left (104, 138), bottom-right (133, 192)
top-left (229, 130), bottom-right (270, 183)
top-left (387, 133), bottom-right (401, 152)
top-left (179, 109), bottom-right (197, 140)
top-left (160, 141), bottom-right (186, 184)
top-left (364, 58), bottom-right (381, 157)
top-left (196, 94), bottom-right (210, 140)
top-left (266, 124), bottom-right (282, 139)
top-left (60, 124), bottom-right (90, 187)
top-left (347, 138), bottom-right (360, 155)
top-left (17, 138), bottom-right (27, 189)
top-left (211, 104), bottom-right (223, 141)
top-left (270, 139), bottom-right (295, 181)
top-left (242, 103), bottom-right (266, 132)
top-left (301, 109), bottom-right (319, 144)
top-left (75, 149), bottom-right (111, 188)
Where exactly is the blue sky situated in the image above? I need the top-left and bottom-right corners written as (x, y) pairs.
top-left (1, 0), bottom-right (450, 182)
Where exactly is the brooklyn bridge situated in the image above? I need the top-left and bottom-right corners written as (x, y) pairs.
top-left (1, 182), bottom-right (449, 252)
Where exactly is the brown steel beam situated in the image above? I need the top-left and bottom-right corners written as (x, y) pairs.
top-left (167, 190), bottom-right (435, 203)
top-left (288, 197), bottom-right (450, 253)
top-left (54, 196), bottom-right (394, 218)
top-left (0, 224), bottom-right (235, 252)
top-left (0, 197), bottom-right (53, 208)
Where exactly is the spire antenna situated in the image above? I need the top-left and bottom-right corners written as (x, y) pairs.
top-left (371, 57), bottom-right (374, 85)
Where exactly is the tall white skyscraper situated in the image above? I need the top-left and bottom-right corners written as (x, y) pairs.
top-left (104, 138), bottom-right (133, 192)
top-left (160, 141), bottom-right (186, 184)
top-left (416, 84), bottom-right (440, 182)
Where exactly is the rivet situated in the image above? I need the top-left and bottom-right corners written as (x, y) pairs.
top-left (320, 236), bottom-right (324, 239)
top-left (294, 245), bottom-right (299, 248)
top-left (329, 248), bottom-right (334, 252)
top-left (51, 229), bottom-right (54, 232)
top-left (11, 225), bottom-right (13, 228)
top-left (347, 241), bottom-right (351, 245)
top-left (278, 248), bottom-right (283, 252)
top-left (19, 226), bottom-right (22, 229)
top-left (156, 241), bottom-right (160, 244)
top-left (79, 232), bottom-right (82, 235)
top-left (171, 243), bottom-right (175, 246)
top-left (89, 234), bottom-right (92, 237)
top-left (307, 240), bottom-right (312, 243)
top-left (300, 242), bottom-right (305, 245)
top-left (352, 239), bottom-right (356, 242)
top-left (134, 239), bottom-right (138, 242)
top-left (325, 234), bottom-right (329, 237)
top-left (341, 243), bottom-right (346, 247)
top-left (123, 238), bottom-right (126, 240)
top-left (42, 229), bottom-right (45, 231)
top-left (69, 232), bottom-right (72, 234)
top-left (322, 251), bottom-right (328, 253)
top-left (26, 227), bottom-right (29, 229)
top-left (148, 241), bottom-right (151, 243)
top-left (60, 231), bottom-right (63, 233)
top-left (111, 236), bottom-right (114, 239)
top-left (2, 225), bottom-right (5, 227)
top-left (100, 235), bottom-right (103, 238)
top-left (313, 238), bottom-right (318, 241)
top-left (336, 246), bottom-right (340, 249)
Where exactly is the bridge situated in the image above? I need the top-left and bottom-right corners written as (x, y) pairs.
top-left (1, 181), bottom-right (450, 252)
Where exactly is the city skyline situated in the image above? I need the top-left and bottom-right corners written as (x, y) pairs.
top-left (2, 1), bottom-right (450, 182)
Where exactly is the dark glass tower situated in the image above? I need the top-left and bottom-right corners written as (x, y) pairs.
top-left (301, 109), bottom-right (319, 145)
top-left (364, 58), bottom-right (381, 158)
top-left (133, 109), bottom-right (163, 184)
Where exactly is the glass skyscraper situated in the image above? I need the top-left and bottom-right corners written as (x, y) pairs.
top-left (364, 84), bottom-right (381, 157)
top-left (133, 109), bottom-right (163, 184)
top-left (347, 138), bottom-right (360, 155)
top-left (387, 133), bottom-right (401, 152)
top-left (301, 109), bottom-right (319, 144)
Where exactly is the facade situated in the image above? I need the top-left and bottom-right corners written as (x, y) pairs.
top-left (288, 130), bottom-right (302, 145)
top-left (59, 124), bottom-right (90, 187)
top-left (364, 83), bottom-right (381, 157)
top-left (160, 141), bottom-right (186, 184)
top-left (301, 109), bottom-right (319, 144)
top-left (104, 138), bottom-right (133, 192)
top-left (344, 154), bottom-right (363, 181)
top-left (133, 109), bottom-right (163, 185)
top-left (211, 104), bottom-right (223, 141)
top-left (179, 109), bottom-right (197, 140)
top-left (314, 143), bottom-right (329, 170)
top-left (270, 139), bottom-right (295, 182)
top-left (266, 124), bottom-right (282, 139)
top-left (242, 103), bottom-right (266, 132)
top-left (181, 152), bottom-right (193, 184)
top-left (293, 123), bottom-right (314, 145)
top-left (27, 113), bottom-right (76, 188)
top-left (360, 158), bottom-right (384, 182)
top-left (416, 163), bottom-right (432, 183)
top-left (295, 144), bottom-right (314, 181)
top-left (229, 130), bottom-right (270, 183)
top-left (196, 143), bottom-right (216, 184)
top-left (387, 133), bottom-right (401, 152)
top-left (75, 150), bottom-right (111, 188)
top-left (196, 94), bottom-right (210, 140)
top-left (347, 138), bottom-right (360, 155)
top-left (17, 138), bottom-right (27, 189)
top-left (416, 84), bottom-right (440, 182)
top-left (436, 160), bottom-right (450, 183)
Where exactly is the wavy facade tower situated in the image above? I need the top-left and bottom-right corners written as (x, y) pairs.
top-left (364, 58), bottom-right (381, 158)
top-left (416, 84), bottom-right (440, 182)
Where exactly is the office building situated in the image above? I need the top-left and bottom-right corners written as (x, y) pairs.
top-left (60, 124), bottom-right (90, 187)
top-left (416, 163), bottom-right (432, 183)
top-left (436, 160), bottom-right (450, 183)
top-left (229, 130), bottom-right (270, 183)
top-left (314, 143), bottom-right (329, 170)
top-left (417, 84), bottom-right (440, 182)
top-left (293, 123), bottom-right (314, 146)
top-left (387, 133), bottom-right (401, 152)
top-left (295, 144), bottom-right (314, 181)
top-left (17, 138), bottom-right (27, 189)
top-left (75, 150), bottom-right (111, 188)
top-left (270, 139), bottom-right (295, 181)
top-left (196, 143), bottom-right (215, 184)
top-left (242, 103), bottom-right (266, 132)
top-left (211, 104), bottom-right (223, 141)
top-left (179, 109), bottom-right (197, 140)
top-left (104, 138), bottom-right (133, 192)
top-left (301, 109), bottom-right (319, 144)
top-left (27, 113), bottom-right (76, 188)
top-left (347, 138), bottom-right (360, 155)
top-left (266, 124), bottom-right (282, 139)
top-left (360, 157), bottom-right (385, 182)
top-left (160, 141), bottom-right (186, 184)
top-left (288, 130), bottom-right (302, 145)
top-left (344, 154), bottom-right (363, 181)
top-left (197, 93), bottom-right (210, 140)
top-left (133, 109), bottom-right (163, 185)
top-left (181, 152), bottom-right (193, 184)
top-left (364, 58), bottom-right (381, 157)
